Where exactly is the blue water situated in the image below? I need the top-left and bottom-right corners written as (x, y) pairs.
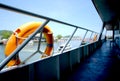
top-left (0, 40), bottom-right (81, 64)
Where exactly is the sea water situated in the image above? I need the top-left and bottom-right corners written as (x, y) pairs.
top-left (0, 40), bottom-right (81, 65)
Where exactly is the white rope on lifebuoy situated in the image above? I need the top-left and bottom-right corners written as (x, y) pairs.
top-left (14, 31), bottom-right (27, 40)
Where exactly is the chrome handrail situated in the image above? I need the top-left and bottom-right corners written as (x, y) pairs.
top-left (0, 4), bottom-right (98, 33)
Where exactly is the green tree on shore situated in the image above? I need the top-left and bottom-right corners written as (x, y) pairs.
top-left (0, 30), bottom-right (12, 39)
top-left (56, 34), bottom-right (62, 40)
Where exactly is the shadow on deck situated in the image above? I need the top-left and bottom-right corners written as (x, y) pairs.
top-left (61, 40), bottom-right (120, 81)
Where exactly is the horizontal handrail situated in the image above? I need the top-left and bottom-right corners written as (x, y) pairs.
top-left (0, 3), bottom-right (98, 34)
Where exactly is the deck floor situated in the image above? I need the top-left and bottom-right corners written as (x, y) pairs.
top-left (62, 41), bottom-right (120, 81)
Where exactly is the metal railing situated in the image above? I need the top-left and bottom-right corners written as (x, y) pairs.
top-left (0, 3), bottom-right (99, 70)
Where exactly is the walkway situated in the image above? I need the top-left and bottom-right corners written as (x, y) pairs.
top-left (61, 41), bottom-right (120, 81)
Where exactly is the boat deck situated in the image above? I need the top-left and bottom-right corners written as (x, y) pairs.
top-left (61, 40), bottom-right (120, 81)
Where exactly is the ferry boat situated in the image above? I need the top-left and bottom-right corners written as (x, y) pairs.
top-left (0, 0), bottom-right (120, 81)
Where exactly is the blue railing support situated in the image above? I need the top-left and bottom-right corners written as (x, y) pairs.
top-left (60, 28), bottom-right (78, 53)
top-left (89, 32), bottom-right (93, 42)
top-left (79, 30), bottom-right (88, 46)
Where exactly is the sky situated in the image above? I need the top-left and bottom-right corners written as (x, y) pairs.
top-left (0, 0), bottom-right (103, 36)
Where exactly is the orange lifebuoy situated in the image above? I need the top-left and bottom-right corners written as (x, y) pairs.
top-left (4, 22), bottom-right (53, 67)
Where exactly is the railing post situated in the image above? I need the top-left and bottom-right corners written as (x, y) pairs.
top-left (89, 32), bottom-right (93, 43)
top-left (79, 30), bottom-right (88, 46)
top-left (60, 28), bottom-right (78, 53)
top-left (98, 22), bottom-right (105, 41)
top-left (37, 29), bottom-right (44, 51)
